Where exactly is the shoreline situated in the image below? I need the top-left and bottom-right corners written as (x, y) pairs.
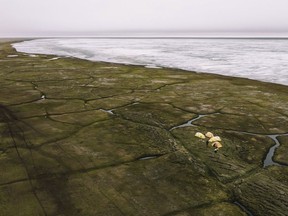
top-left (9, 38), bottom-right (288, 88)
top-left (0, 38), bottom-right (33, 43)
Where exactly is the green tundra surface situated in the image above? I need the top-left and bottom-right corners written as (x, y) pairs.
top-left (0, 40), bottom-right (287, 216)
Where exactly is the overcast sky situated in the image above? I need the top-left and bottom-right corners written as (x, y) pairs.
top-left (1, 0), bottom-right (288, 37)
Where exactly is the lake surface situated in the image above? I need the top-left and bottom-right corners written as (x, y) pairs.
top-left (13, 38), bottom-right (288, 86)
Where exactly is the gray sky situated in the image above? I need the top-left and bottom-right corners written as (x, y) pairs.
top-left (1, 0), bottom-right (288, 37)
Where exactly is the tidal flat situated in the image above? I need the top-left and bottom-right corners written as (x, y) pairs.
top-left (0, 40), bottom-right (288, 216)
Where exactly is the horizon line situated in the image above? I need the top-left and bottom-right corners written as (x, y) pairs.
top-left (2, 35), bottom-right (288, 39)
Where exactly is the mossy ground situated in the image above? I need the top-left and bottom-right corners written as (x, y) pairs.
top-left (0, 40), bottom-right (288, 215)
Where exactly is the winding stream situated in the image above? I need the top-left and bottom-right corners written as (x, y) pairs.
top-left (263, 135), bottom-right (284, 168)
top-left (170, 114), bottom-right (287, 168)
top-left (169, 114), bottom-right (205, 131)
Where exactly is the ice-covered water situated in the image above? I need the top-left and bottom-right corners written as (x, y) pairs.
top-left (13, 38), bottom-right (288, 86)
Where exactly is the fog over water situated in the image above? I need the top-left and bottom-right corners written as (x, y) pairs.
top-left (13, 38), bottom-right (288, 86)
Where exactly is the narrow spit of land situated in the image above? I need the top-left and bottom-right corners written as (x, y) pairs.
top-left (0, 40), bottom-right (288, 216)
